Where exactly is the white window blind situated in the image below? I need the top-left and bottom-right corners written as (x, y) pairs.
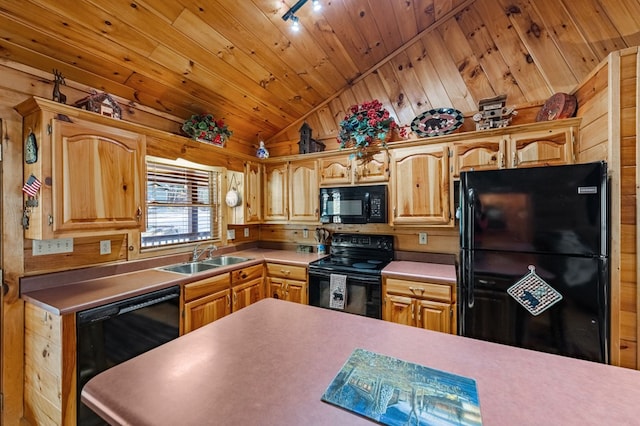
top-left (142, 159), bottom-right (221, 248)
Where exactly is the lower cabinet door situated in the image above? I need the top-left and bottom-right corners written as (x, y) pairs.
top-left (183, 289), bottom-right (231, 333)
top-left (416, 300), bottom-right (451, 333)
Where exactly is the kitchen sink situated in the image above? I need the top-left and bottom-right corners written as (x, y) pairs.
top-left (160, 262), bottom-right (221, 275)
top-left (202, 256), bottom-right (252, 266)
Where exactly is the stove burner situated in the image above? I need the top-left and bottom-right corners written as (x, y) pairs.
top-left (352, 262), bottom-right (377, 269)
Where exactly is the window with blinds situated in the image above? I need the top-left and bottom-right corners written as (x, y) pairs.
top-left (142, 159), bottom-right (221, 248)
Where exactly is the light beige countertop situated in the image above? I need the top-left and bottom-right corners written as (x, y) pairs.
top-left (21, 249), bottom-right (325, 315)
top-left (82, 298), bottom-right (640, 426)
top-left (382, 260), bottom-right (457, 284)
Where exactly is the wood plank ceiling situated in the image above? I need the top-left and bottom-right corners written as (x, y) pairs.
top-left (0, 0), bottom-right (639, 151)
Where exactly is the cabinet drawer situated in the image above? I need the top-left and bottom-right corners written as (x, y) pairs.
top-left (265, 263), bottom-right (307, 281)
top-left (385, 278), bottom-right (452, 303)
top-left (184, 273), bottom-right (230, 302)
top-left (231, 264), bottom-right (264, 284)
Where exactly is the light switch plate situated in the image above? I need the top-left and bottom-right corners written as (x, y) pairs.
top-left (100, 240), bottom-right (111, 255)
top-left (33, 238), bottom-right (74, 256)
top-left (419, 232), bottom-right (428, 245)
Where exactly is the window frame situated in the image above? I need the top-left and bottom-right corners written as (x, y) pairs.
top-left (141, 156), bottom-right (223, 249)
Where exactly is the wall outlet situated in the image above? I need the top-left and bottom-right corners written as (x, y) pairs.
top-left (32, 238), bottom-right (74, 256)
top-left (100, 240), bottom-right (111, 255)
top-left (227, 229), bottom-right (236, 240)
top-left (244, 227), bottom-right (249, 237)
top-left (303, 228), bottom-right (309, 238)
top-left (418, 232), bottom-right (428, 245)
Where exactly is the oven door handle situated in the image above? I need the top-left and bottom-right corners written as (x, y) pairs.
top-left (308, 270), bottom-right (382, 283)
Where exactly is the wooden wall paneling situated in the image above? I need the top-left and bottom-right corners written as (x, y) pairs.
top-left (23, 235), bottom-right (128, 275)
top-left (635, 47), bottom-right (640, 371)
top-left (597, 0), bottom-right (640, 47)
top-left (1, 103), bottom-right (26, 422)
top-left (328, 97), bottom-right (347, 136)
top-left (478, 0), bottom-right (558, 100)
top-left (420, 30), bottom-right (478, 113)
top-left (437, 18), bottom-right (496, 106)
top-left (492, 0), bottom-right (578, 93)
top-left (607, 50), bottom-right (622, 366)
top-left (404, 40), bottom-right (452, 110)
top-left (390, 0), bottom-right (421, 44)
top-left (453, 4), bottom-right (527, 105)
top-left (372, 64), bottom-right (419, 126)
top-left (561, 0), bottom-right (627, 61)
top-left (342, 0), bottom-right (389, 66)
top-left (530, 0), bottom-right (600, 82)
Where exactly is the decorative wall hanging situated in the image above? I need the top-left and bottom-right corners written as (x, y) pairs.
top-left (225, 173), bottom-right (242, 208)
top-left (25, 130), bottom-right (38, 164)
top-left (536, 93), bottom-right (577, 121)
top-left (182, 113), bottom-right (232, 147)
top-left (298, 122), bottom-right (325, 154)
top-left (472, 95), bottom-right (517, 130)
top-left (74, 91), bottom-right (122, 120)
top-left (411, 108), bottom-right (464, 137)
top-left (52, 69), bottom-right (67, 104)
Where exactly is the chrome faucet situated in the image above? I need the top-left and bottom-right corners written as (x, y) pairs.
top-left (192, 243), bottom-right (217, 261)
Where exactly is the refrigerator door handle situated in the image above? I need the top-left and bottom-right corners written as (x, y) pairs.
top-left (466, 188), bottom-right (476, 308)
top-left (466, 249), bottom-right (474, 308)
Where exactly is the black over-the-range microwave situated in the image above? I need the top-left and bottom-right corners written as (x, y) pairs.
top-left (319, 185), bottom-right (387, 224)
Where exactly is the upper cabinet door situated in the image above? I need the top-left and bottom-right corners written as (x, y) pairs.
top-left (451, 136), bottom-right (506, 178)
top-left (319, 155), bottom-right (352, 186)
top-left (390, 144), bottom-right (450, 225)
top-left (53, 118), bottom-right (145, 234)
top-left (355, 150), bottom-right (389, 183)
top-left (244, 161), bottom-right (262, 223)
top-left (289, 159), bottom-right (319, 222)
top-left (508, 126), bottom-right (575, 168)
top-left (264, 163), bottom-right (289, 221)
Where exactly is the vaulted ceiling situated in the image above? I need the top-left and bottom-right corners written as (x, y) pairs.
top-left (1, 0), bottom-right (639, 151)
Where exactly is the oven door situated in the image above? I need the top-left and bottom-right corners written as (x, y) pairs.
top-left (308, 269), bottom-right (381, 319)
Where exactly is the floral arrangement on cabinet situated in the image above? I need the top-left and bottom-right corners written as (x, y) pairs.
top-left (182, 113), bottom-right (233, 146)
top-left (337, 99), bottom-right (406, 161)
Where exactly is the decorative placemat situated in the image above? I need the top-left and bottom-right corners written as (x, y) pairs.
top-left (322, 348), bottom-right (482, 425)
top-left (507, 265), bottom-right (563, 316)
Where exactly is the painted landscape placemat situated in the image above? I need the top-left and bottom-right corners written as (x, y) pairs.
top-left (321, 348), bottom-right (482, 425)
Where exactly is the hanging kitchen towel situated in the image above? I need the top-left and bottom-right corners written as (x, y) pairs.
top-left (329, 274), bottom-right (347, 310)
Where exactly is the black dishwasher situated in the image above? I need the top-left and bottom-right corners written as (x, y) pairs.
top-left (76, 285), bottom-right (180, 425)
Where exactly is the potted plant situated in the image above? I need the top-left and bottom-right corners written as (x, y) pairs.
top-left (337, 100), bottom-right (406, 161)
top-left (182, 113), bottom-right (233, 146)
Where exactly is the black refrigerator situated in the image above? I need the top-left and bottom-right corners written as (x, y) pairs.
top-left (459, 161), bottom-right (609, 363)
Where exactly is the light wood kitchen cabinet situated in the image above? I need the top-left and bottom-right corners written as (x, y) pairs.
top-left (231, 263), bottom-right (265, 311)
top-left (319, 151), bottom-right (389, 186)
top-left (265, 262), bottom-right (308, 304)
top-left (289, 159), bottom-right (319, 222)
top-left (24, 303), bottom-right (76, 425)
top-left (16, 97), bottom-right (146, 239)
top-left (451, 135), bottom-right (506, 178)
top-left (451, 119), bottom-right (578, 178)
top-left (264, 162), bottom-right (289, 221)
top-left (182, 273), bottom-right (231, 334)
top-left (244, 161), bottom-right (262, 223)
top-left (390, 144), bottom-right (450, 225)
top-left (264, 160), bottom-right (319, 223)
top-left (383, 277), bottom-right (456, 334)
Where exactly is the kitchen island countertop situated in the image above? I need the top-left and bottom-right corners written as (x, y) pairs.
top-left (82, 298), bottom-right (640, 426)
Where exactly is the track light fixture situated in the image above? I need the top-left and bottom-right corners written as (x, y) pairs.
top-left (282, 0), bottom-right (321, 31)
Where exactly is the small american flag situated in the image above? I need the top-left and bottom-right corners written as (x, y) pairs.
top-left (22, 174), bottom-right (42, 197)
